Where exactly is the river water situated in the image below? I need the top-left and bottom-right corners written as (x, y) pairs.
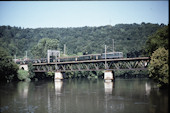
top-left (0, 78), bottom-right (168, 113)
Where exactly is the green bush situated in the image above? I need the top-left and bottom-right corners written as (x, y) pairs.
top-left (17, 69), bottom-right (29, 81)
top-left (0, 47), bottom-right (19, 82)
top-left (28, 63), bottom-right (35, 78)
top-left (149, 47), bottom-right (169, 87)
top-left (47, 72), bottom-right (54, 77)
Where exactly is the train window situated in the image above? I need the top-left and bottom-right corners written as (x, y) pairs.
top-left (114, 53), bottom-right (118, 56)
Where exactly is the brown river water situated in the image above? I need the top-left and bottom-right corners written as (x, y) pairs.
top-left (0, 78), bottom-right (169, 113)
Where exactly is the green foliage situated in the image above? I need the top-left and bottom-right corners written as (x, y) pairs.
top-left (0, 23), bottom-right (164, 59)
top-left (65, 71), bottom-right (103, 79)
top-left (17, 69), bottom-right (29, 81)
top-left (0, 47), bottom-right (19, 82)
top-left (144, 25), bottom-right (169, 87)
top-left (114, 70), bottom-right (149, 77)
top-left (31, 38), bottom-right (59, 58)
top-left (17, 63), bottom-right (35, 81)
top-left (47, 72), bottom-right (54, 77)
top-left (149, 47), bottom-right (169, 87)
top-left (28, 63), bottom-right (35, 78)
top-left (145, 26), bottom-right (168, 56)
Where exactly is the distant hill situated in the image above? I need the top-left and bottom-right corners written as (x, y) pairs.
top-left (0, 23), bottom-right (165, 58)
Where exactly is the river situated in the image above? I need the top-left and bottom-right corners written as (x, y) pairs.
top-left (0, 78), bottom-right (168, 113)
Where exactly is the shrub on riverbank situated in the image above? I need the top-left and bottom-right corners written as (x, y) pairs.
top-left (65, 71), bottom-right (103, 79)
top-left (0, 47), bottom-right (19, 82)
top-left (28, 63), bottom-right (35, 78)
top-left (149, 47), bottom-right (169, 87)
top-left (114, 70), bottom-right (149, 78)
top-left (17, 63), bottom-right (35, 82)
top-left (17, 69), bottom-right (30, 81)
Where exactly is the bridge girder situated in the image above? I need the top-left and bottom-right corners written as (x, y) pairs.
top-left (33, 57), bottom-right (149, 72)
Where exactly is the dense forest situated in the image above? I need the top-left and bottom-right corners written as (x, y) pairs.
top-left (0, 22), bottom-right (165, 59)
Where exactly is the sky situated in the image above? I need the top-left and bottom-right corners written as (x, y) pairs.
top-left (0, 1), bottom-right (169, 28)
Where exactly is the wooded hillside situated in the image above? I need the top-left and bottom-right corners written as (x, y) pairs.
top-left (0, 23), bottom-right (165, 59)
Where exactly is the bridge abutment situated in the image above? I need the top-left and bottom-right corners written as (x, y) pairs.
top-left (54, 72), bottom-right (63, 81)
top-left (19, 64), bottom-right (29, 71)
top-left (104, 70), bottom-right (114, 82)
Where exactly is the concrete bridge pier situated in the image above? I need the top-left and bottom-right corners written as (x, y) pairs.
top-left (54, 72), bottom-right (63, 81)
top-left (104, 70), bottom-right (114, 82)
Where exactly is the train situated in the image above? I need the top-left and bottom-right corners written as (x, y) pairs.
top-left (16, 52), bottom-right (123, 64)
top-left (58, 52), bottom-right (123, 62)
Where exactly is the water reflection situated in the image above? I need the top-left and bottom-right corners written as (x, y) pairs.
top-left (104, 81), bottom-right (113, 95)
top-left (54, 81), bottom-right (63, 95)
top-left (145, 82), bottom-right (151, 96)
top-left (53, 81), bottom-right (63, 113)
top-left (17, 81), bottom-right (29, 98)
top-left (104, 81), bottom-right (125, 112)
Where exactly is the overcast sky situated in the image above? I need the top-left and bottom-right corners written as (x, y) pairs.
top-left (0, 1), bottom-right (169, 28)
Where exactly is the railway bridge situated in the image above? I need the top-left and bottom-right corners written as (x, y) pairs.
top-left (32, 57), bottom-right (150, 81)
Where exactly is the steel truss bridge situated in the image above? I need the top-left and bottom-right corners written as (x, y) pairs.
top-left (33, 57), bottom-right (150, 72)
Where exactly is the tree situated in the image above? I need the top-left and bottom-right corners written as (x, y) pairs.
top-left (0, 47), bottom-right (19, 82)
top-left (28, 62), bottom-right (35, 79)
top-left (145, 26), bottom-right (168, 56)
top-left (31, 38), bottom-right (59, 58)
top-left (149, 47), bottom-right (169, 87)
